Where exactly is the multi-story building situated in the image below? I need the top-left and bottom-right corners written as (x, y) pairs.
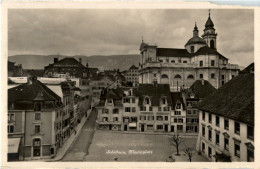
top-left (8, 77), bottom-right (63, 161)
top-left (182, 80), bottom-right (216, 133)
top-left (96, 84), bottom-right (173, 132)
top-left (124, 65), bottom-right (139, 86)
top-left (170, 92), bottom-right (186, 133)
top-left (196, 66), bottom-right (254, 162)
top-left (44, 57), bottom-right (89, 79)
top-left (8, 61), bottom-right (23, 77)
top-left (139, 11), bottom-right (239, 91)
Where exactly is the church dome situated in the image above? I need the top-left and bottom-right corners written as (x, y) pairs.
top-left (185, 36), bottom-right (207, 46)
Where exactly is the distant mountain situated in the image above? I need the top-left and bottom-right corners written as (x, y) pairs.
top-left (8, 54), bottom-right (140, 71)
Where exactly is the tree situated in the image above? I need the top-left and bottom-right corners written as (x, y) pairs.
top-left (184, 147), bottom-right (196, 162)
top-left (169, 133), bottom-right (183, 156)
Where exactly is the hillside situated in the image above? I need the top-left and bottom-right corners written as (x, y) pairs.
top-left (8, 54), bottom-right (140, 71)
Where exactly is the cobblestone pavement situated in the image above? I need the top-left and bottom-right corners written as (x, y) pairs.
top-left (84, 130), bottom-right (197, 162)
top-left (61, 109), bottom-right (97, 161)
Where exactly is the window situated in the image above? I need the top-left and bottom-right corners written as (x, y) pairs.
top-left (34, 102), bottom-right (42, 111)
top-left (215, 132), bottom-right (220, 146)
top-left (165, 116), bottom-right (168, 121)
top-left (148, 116), bottom-right (154, 121)
top-left (103, 117), bottom-right (108, 122)
top-left (215, 116), bottom-right (220, 127)
top-left (140, 107), bottom-right (146, 111)
top-left (187, 110), bottom-right (192, 115)
top-left (221, 75), bottom-right (225, 80)
top-left (153, 73), bottom-right (157, 77)
top-left (132, 98), bottom-right (135, 103)
top-left (247, 125), bottom-right (254, 140)
top-left (163, 107), bottom-right (170, 111)
top-left (149, 107), bottom-right (153, 111)
top-left (210, 40), bottom-right (215, 49)
top-left (174, 118), bottom-right (177, 123)
top-left (157, 125), bottom-right (163, 130)
top-left (247, 149), bottom-right (254, 162)
top-left (35, 113), bottom-right (41, 120)
top-left (35, 125), bottom-right (41, 133)
top-left (8, 114), bottom-right (15, 122)
top-left (202, 111), bottom-right (205, 121)
top-left (123, 98), bottom-right (130, 103)
top-left (125, 107), bottom-right (131, 112)
top-left (183, 61), bottom-right (187, 63)
top-left (178, 118), bottom-right (183, 123)
top-left (33, 138), bottom-right (41, 157)
top-left (211, 60), bottom-right (215, 66)
top-left (187, 75), bottom-right (194, 79)
top-left (208, 129), bottom-right (212, 141)
top-left (107, 99), bottom-right (112, 103)
top-left (174, 111), bottom-right (181, 115)
top-left (193, 110), bottom-right (197, 115)
top-left (176, 103), bottom-right (181, 109)
top-left (200, 74), bottom-right (203, 79)
top-left (202, 142), bottom-right (205, 153)
top-left (145, 97), bottom-right (150, 104)
top-left (157, 116), bottom-right (163, 121)
top-left (102, 109), bottom-right (108, 114)
top-left (132, 107), bottom-right (136, 112)
top-left (208, 147), bottom-right (212, 158)
top-left (158, 107), bottom-right (161, 111)
top-left (8, 125), bottom-right (14, 133)
top-left (174, 75), bottom-right (181, 79)
top-left (202, 126), bottom-right (205, 137)
top-left (234, 142), bottom-right (240, 157)
top-left (191, 46), bottom-right (194, 53)
top-left (162, 98), bottom-right (167, 104)
top-left (232, 75), bottom-right (235, 79)
top-left (177, 125), bottom-right (183, 131)
top-left (200, 61), bottom-right (203, 67)
top-left (235, 122), bottom-right (240, 135)
top-left (208, 114), bottom-right (212, 123)
top-left (224, 119), bottom-right (229, 130)
top-left (171, 60), bottom-right (175, 63)
top-left (113, 109), bottom-right (119, 114)
top-left (211, 73), bottom-right (215, 79)
top-left (113, 117), bottom-right (118, 122)
top-left (224, 138), bottom-right (229, 150)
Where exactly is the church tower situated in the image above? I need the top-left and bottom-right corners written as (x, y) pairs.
top-left (202, 10), bottom-right (217, 50)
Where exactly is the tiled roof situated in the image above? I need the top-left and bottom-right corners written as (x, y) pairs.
top-left (197, 73), bottom-right (254, 126)
top-left (136, 84), bottom-right (172, 106)
top-left (189, 80), bottom-right (216, 99)
top-left (194, 46), bottom-right (227, 60)
top-left (240, 63), bottom-right (254, 74)
top-left (8, 78), bottom-right (63, 109)
top-left (45, 57), bottom-right (86, 68)
top-left (171, 92), bottom-right (185, 109)
top-left (156, 48), bottom-right (191, 57)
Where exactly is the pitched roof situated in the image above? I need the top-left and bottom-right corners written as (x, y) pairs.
top-left (240, 63), bottom-right (254, 74)
top-left (197, 73), bottom-right (254, 126)
top-left (156, 48), bottom-right (191, 57)
top-left (22, 69), bottom-right (45, 77)
top-left (136, 84), bottom-right (172, 106)
top-left (45, 57), bottom-right (86, 69)
top-left (194, 46), bottom-right (227, 60)
top-left (189, 80), bottom-right (216, 99)
top-left (129, 65), bottom-right (138, 69)
top-left (171, 92), bottom-right (185, 109)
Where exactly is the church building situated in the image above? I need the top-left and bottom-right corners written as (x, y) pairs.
top-left (139, 11), bottom-right (239, 91)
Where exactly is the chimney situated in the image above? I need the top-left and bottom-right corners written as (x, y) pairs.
top-left (79, 58), bottom-right (82, 64)
top-left (202, 79), bottom-right (204, 85)
top-left (54, 58), bottom-right (58, 63)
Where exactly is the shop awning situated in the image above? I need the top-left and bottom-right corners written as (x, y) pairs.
top-left (8, 138), bottom-right (21, 153)
top-left (129, 123), bottom-right (137, 127)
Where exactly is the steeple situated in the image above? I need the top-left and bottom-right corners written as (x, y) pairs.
top-left (193, 22), bottom-right (199, 37)
top-left (202, 9), bottom-right (217, 50)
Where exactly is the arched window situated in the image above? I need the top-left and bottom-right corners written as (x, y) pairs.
top-left (210, 40), bottom-right (215, 49)
top-left (162, 98), bottom-right (167, 105)
top-left (145, 97), bottom-right (150, 105)
top-left (174, 75), bottom-right (181, 79)
top-left (161, 74), bottom-right (168, 79)
top-left (187, 75), bottom-right (194, 79)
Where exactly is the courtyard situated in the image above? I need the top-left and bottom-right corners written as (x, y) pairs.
top-left (84, 130), bottom-right (198, 162)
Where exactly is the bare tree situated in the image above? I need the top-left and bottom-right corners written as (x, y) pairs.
top-left (184, 147), bottom-right (196, 162)
top-left (169, 133), bottom-right (183, 155)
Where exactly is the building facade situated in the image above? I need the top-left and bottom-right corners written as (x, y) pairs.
top-left (196, 68), bottom-right (254, 162)
top-left (8, 77), bottom-right (63, 160)
top-left (139, 12), bottom-right (239, 91)
top-left (124, 65), bottom-right (139, 86)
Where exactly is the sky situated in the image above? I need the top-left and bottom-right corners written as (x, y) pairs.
top-left (8, 9), bottom-right (254, 67)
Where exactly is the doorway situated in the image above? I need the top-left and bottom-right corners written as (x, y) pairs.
top-left (164, 125), bottom-right (168, 132)
top-left (171, 126), bottom-right (174, 132)
top-left (141, 124), bottom-right (145, 132)
top-left (109, 125), bottom-right (112, 130)
top-left (124, 125), bottom-right (127, 131)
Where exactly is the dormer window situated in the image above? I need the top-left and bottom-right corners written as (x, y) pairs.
top-left (145, 97), bottom-right (150, 105)
top-left (162, 98), bottom-right (167, 105)
top-left (34, 102), bottom-right (42, 111)
top-left (107, 99), bottom-right (112, 104)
